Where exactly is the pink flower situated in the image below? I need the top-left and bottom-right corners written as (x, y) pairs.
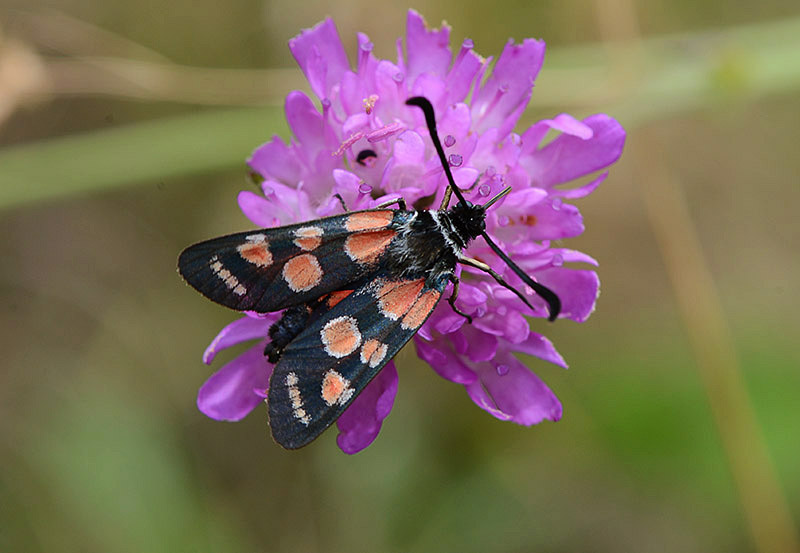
top-left (197, 10), bottom-right (625, 453)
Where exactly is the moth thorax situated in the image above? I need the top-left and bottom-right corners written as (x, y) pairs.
top-left (444, 202), bottom-right (486, 248)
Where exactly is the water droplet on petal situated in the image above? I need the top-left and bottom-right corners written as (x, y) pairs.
top-left (552, 198), bottom-right (563, 211)
top-left (497, 306), bottom-right (507, 316)
top-left (262, 186), bottom-right (275, 199)
top-left (496, 364), bottom-right (509, 376)
top-left (486, 165), bottom-right (496, 177)
top-left (360, 41), bottom-right (374, 52)
top-left (358, 183), bottom-right (373, 194)
top-left (462, 38), bottom-right (474, 49)
top-left (322, 98), bottom-right (332, 109)
top-left (499, 83), bottom-right (510, 93)
top-left (498, 215), bottom-right (510, 227)
top-left (448, 154), bottom-right (463, 167)
top-left (552, 253), bottom-right (564, 267)
top-left (393, 72), bottom-right (404, 82)
top-left (478, 183), bottom-right (491, 197)
top-left (444, 135), bottom-right (456, 147)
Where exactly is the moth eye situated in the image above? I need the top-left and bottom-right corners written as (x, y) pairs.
top-left (356, 149), bottom-right (378, 167)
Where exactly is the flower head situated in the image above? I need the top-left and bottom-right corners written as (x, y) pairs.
top-left (196, 10), bottom-right (625, 453)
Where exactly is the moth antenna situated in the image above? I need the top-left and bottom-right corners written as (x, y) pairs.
top-left (480, 232), bottom-right (562, 321)
top-left (407, 96), bottom-right (562, 321)
top-left (482, 186), bottom-right (512, 210)
top-left (406, 97), bottom-right (469, 206)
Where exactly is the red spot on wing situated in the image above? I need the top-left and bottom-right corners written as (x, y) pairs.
top-left (321, 370), bottom-right (352, 406)
top-left (294, 226), bottom-right (323, 251)
top-left (402, 290), bottom-right (441, 329)
top-left (345, 230), bottom-right (396, 264)
top-left (377, 279), bottom-right (425, 320)
top-left (360, 339), bottom-right (388, 368)
top-left (282, 254), bottom-right (323, 292)
top-left (326, 289), bottom-right (354, 308)
top-left (321, 316), bottom-right (362, 358)
top-left (345, 211), bottom-right (394, 232)
top-left (238, 242), bottom-right (272, 266)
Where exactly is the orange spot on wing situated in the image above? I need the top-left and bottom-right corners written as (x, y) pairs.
top-left (238, 242), bottom-right (272, 267)
top-left (321, 370), bottom-right (352, 406)
top-left (377, 279), bottom-right (425, 320)
top-left (326, 289), bottom-right (354, 308)
top-left (321, 316), bottom-right (362, 358)
top-left (402, 290), bottom-right (441, 329)
top-left (282, 254), bottom-right (323, 292)
top-left (345, 211), bottom-right (394, 232)
top-left (294, 226), bottom-right (323, 251)
top-left (360, 339), bottom-right (388, 368)
top-left (344, 230), bottom-right (396, 264)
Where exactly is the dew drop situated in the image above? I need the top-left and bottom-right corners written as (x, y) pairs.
top-left (448, 154), bottom-right (463, 167)
top-left (496, 364), bottom-right (510, 376)
top-left (552, 253), bottom-right (564, 267)
top-left (322, 98), bottom-right (332, 109)
top-left (478, 183), bottom-right (491, 197)
top-left (444, 135), bottom-right (456, 147)
top-left (498, 215), bottom-right (510, 227)
top-left (358, 183), bottom-right (373, 194)
top-left (462, 38), bottom-right (474, 49)
top-left (262, 186), bottom-right (275, 199)
top-left (485, 165), bottom-right (496, 177)
top-left (552, 197), bottom-right (563, 211)
top-left (360, 41), bottom-right (374, 52)
top-left (393, 72), bottom-right (404, 82)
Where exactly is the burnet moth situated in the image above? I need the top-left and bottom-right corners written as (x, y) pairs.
top-left (178, 97), bottom-right (561, 449)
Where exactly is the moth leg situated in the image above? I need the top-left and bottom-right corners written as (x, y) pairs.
top-left (333, 193), bottom-right (349, 212)
top-left (447, 274), bottom-right (472, 324)
top-left (374, 196), bottom-right (407, 210)
top-left (458, 255), bottom-right (539, 314)
top-left (439, 186), bottom-right (453, 210)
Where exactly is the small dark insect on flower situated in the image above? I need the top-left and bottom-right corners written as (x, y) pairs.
top-left (178, 11), bottom-right (625, 453)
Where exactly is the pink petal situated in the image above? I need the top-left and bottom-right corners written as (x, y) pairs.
top-left (238, 190), bottom-right (278, 227)
top-left (247, 136), bottom-right (302, 184)
top-left (471, 39), bottom-right (545, 134)
top-left (446, 39), bottom-right (484, 104)
top-left (538, 267), bottom-right (600, 322)
top-left (415, 337), bottom-right (478, 385)
top-left (514, 332), bottom-right (568, 368)
top-left (466, 352), bottom-right (562, 425)
top-left (336, 362), bottom-right (398, 454)
top-left (289, 18), bottom-right (350, 100)
top-left (406, 10), bottom-right (452, 82)
top-left (203, 314), bottom-right (276, 364)
top-left (197, 344), bottom-right (272, 421)
top-left (284, 91), bottom-right (337, 156)
top-left (520, 114), bottom-right (626, 188)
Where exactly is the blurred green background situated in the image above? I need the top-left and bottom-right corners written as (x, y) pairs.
top-left (1, 1), bottom-right (798, 552)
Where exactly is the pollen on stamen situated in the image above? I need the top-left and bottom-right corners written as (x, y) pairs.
top-left (363, 94), bottom-right (379, 114)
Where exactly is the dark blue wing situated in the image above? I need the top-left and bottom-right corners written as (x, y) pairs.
top-left (267, 270), bottom-right (450, 449)
top-left (178, 210), bottom-right (408, 313)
